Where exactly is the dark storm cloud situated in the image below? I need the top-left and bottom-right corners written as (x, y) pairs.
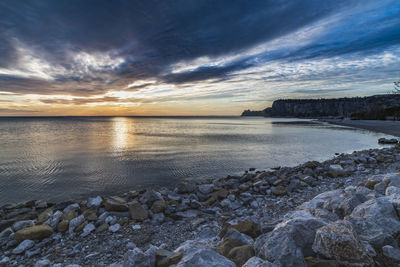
top-left (0, 0), bottom-right (399, 96)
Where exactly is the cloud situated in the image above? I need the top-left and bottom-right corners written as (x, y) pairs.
top-left (0, 0), bottom-right (399, 113)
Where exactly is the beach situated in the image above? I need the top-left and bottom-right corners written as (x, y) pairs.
top-left (322, 119), bottom-right (400, 137)
top-left (2, 142), bottom-right (400, 266)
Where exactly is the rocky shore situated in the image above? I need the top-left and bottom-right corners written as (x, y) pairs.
top-left (2, 141), bottom-right (400, 266)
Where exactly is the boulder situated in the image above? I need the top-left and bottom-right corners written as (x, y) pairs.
top-left (198, 184), bottom-right (214, 195)
top-left (347, 196), bottom-right (400, 247)
top-left (312, 220), bottom-right (373, 266)
top-left (378, 138), bottom-right (398, 144)
top-left (223, 228), bottom-right (254, 245)
top-left (304, 257), bottom-right (339, 267)
top-left (212, 189), bottom-right (229, 199)
top-left (123, 245), bottom-right (158, 267)
top-left (63, 203), bottom-right (80, 213)
top-left (14, 225), bottom-right (53, 241)
top-left (227, 244), bottom-right (255, 266)
top-left (255, 213), bottom-right (326, 267)
top-left (156, 249), bottom-right (183, 267)
top-left (128, 202), bottom-right (148, 221)
top-left (175, 248), bottom-right (235, 267)
top-left (382, 245), bottom-right (400, 261)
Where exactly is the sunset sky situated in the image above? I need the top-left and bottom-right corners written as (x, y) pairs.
top-left (0, 0), bottom-right (399, 116)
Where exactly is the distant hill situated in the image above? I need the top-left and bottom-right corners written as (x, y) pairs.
top-left (242, 94), bottom-right (400, 119)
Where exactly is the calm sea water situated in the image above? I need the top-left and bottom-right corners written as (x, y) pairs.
top-left (0, 116), bottom-right (393, 205)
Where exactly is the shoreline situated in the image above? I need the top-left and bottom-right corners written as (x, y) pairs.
top-left (2, 143), bottom-right (400, 266)
top-left (321, 118), bottom-right (400, 137)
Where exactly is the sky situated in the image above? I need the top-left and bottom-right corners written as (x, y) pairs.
top-left (0, 0), bottom-right (399, 116)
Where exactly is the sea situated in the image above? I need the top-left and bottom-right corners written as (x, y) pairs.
top-left (0, 116), bottom-right (393, 205)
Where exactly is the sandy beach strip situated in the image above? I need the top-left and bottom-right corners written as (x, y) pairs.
top-left (321, 119), bottom-right (400, 137)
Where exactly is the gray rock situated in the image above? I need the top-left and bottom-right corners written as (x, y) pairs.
top-left (12, 239), bottom-right (35, 254)
top-left (242, 256), bottom-right (275, 267)
top-left (312, 220), bottom-right (373, 266)
top-left (109, 223), bottom-right (121, 233)
top-left (45, 210), bottom-right (63, 229)
top-left (63, 203), bottom-right (80, 213)
top-left (140, 190), bottom-right (164, 205)
top-left (347, 196), bottom-right (400, 247)
top-left (0, 227), bottom-right (13, 238)
top-left (176, 210), bottom-right (199, 219)
top-left (87, 196), bottom-right (103, 208)
top-left (382, 245), bottom-right (400, 261)
top-left (25, 248), bottom-right (41, 257)
top-left (168, 193), bottom-right (181, 201)
top-left (374, 181), bottom-right (388, 195)
top-left (0, 257), bottom-right (10, 265)
top-left (68, 215), bottom-right (85, 235)
top-left (12, 220), bottom-right (35, 231)
top-left (176, 248), bottom-right (235, 267)
top-left (255, 212), bottom-right (326, 267)
top-left (386, 186), bottom-right (400, 196)
top-left (198, 184), bottom-right (214, 195)
top-left (81, 223), bottom-right (95, 237)
top-left (384, 173), bottom-right (400, 187)
top-left (224, 228), bottom-right (254, 245)
top-left (123, 245), bottom-right (158, 267)
top-left (34, 259), bottom-right (51, 267)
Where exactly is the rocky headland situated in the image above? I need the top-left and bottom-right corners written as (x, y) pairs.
top-left (2, 141), bottom-right (400, 266)
top-left (242, 94), bottom-right (400, 118)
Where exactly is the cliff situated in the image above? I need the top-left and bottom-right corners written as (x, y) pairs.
top-left (259, 94), bottom-right (400, 118)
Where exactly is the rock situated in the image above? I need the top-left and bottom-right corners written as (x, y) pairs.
top-left (26, 248), bottom-right (41, 257)
top-left (57, 220), bottom-right (69, 233)
top-left (304, 257), bottom-right (339, 267)
top-left (37, 208), bottom-right (53, 224)
top-left (365, 180), bottom-right (380, 190)
top-left (198, 184), bottom-right (214, 194)
top-left (123, 245), bottom-right (158, 267)
top-left (109, 223), bottom-right (121, 233)
top-left (62, 210), bottom-right (77, 221)
top-left (312, 220), bottom-right (373, 266)
top-left (14, 225), bottom-right (54, 241)
top-left (68, 215), bottom-right (85, 235)
top-left (140, 190), bottom-right (164, 205)
top-left (386, 186), bottom-right (400, 196)
top-left (255, 213), bottom-right (326, 267)
top-left (177, 183), bottom-right (195, 194)
top-left (382, 245), bottom-right (400, 261)
top-left (272, 186), bottom-right (287, 196)
top-left (0, 257), bottom-right (10, 266)
top-left (242, 256), bottom-right (274, 267)
top-left (12, 239), bottom-right (35, 254)
top-left (12, 220), bottom-right (35, 231)
top-left (224, 228), bottom-right (254, 245)
top-left (45, 210), bottom-right (63, 229)
top-left (216, 238), bottom-right (242, 256)
top-left (167, 193), bottom-right (181, 201)
top-left (96, 223), bottom-right (109, 233)
top-left (374, 181), bottom-right (388, 195)
top-left (176, 248), bottom-right (235, 267)
top-left (227, 244), bottom-right (255, 267)
top-left (224, 220), bottom-right (261, 238)
top-left (0, 227), bottom-right (13, 238)
top-left (104, 198), bottom-right (128, 212)
top-left (158, 252), bottom-right (183, 267)
top-left (34, 259), bottom-right (51, 267)
top-left (81, 223), bottom-right (95, 237)
top-left (128, 202), bottom-right (148, 221)
top-left (378, 138), bottom-right (398, 144)
top-left (212, 189), bottom-right (229, 199)
top-left (327, 164), bottom-right (345, 178)
top-left (63, 203), bottom-right (80, 213)
top-left (347, 196), bottom-right (400, 247)
top-left (87, 196), bottom-right (103, 208)
top-left (151, 200), bottom-right (167, 213)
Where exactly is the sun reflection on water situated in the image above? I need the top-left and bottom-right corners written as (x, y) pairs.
top-left (112, 117), bottom-right (132, 151)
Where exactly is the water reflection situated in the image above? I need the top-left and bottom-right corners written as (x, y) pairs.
top-left (112, 117), bottom-right (132, 152)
